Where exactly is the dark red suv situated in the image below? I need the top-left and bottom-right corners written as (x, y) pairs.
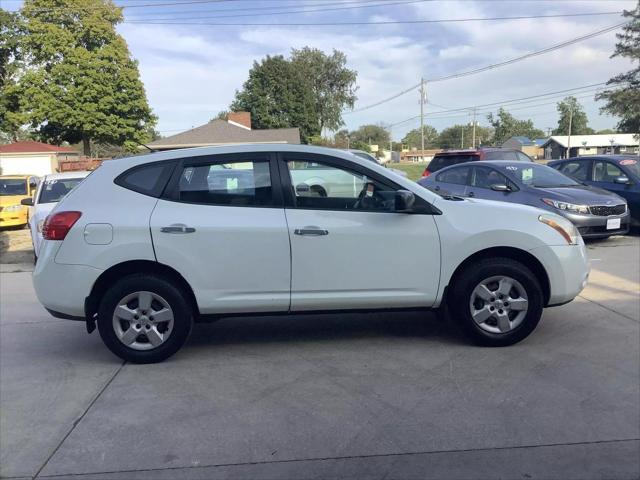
top-left (422, 148), bottom-right (534, 177)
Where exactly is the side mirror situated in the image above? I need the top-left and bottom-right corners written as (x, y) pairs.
top-left (395, 190), bottom-right (415, 212)
top-left (490, 184), bottom-right (511, 192)
top-left (21, 197), bottom-right (34, 206)
top-left (614, 176), bottom-right (631, 185)
top-left (295, 183), bottom-right (310, 195)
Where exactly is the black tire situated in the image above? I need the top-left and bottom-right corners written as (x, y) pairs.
top-left (448, 257), bottom-right (544, 347)
top-left (97, 274), bottom-right (193, 363)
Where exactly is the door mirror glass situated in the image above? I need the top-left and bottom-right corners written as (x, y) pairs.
top-left (20, 197), bottom-right (34, 206)
top-left (614, 176), bottom-right (631, 185)
top-left (490, 184), bottom-right (511, 192)
top-left (395, 190), bottom-right (415, 212)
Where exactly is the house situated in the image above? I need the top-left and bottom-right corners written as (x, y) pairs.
top-left (502, 136), bottom-right (546, 159)
top-left (0, 141), bottom-right (79, 176)
top-left (399, 149), bottom-right (442, 163)
top-left (541, 134), bottom-right (640, 159)
top-left (147, 112), bottom-right (301, 151)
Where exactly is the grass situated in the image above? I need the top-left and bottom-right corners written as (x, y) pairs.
top-left (387, 163), bottom-right (427, 181)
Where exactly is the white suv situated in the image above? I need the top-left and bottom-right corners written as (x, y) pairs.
top-left (33, 145), bottom-right (589, 363)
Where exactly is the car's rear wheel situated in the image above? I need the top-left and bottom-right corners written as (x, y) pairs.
top-left (97, 274), bottom-right (193, 363)
top-left (448, 258), bottom-right (544, 346)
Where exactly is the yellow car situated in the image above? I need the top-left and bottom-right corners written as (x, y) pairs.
top-left (0, 175), bottom-right (39, 228)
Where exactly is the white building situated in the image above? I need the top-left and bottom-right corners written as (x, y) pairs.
top-left (541, 134), bottom-right (640, 159)
top-left (0, 141), bottom-right (80, 176)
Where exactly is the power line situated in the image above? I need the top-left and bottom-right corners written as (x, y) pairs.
top-left (345, 21), bottom-right (625, 114)
top-left (125, 10), bottom-right (622, 25)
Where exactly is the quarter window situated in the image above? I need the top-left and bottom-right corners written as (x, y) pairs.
top-left (116, 162), bottom-right (175, 197)
top-left (436, 166), bottom-right (471, 186)
top-left (593, 161), bottom-right (623, 182)
top-left (286, 160), bottom-right (397, 212)
top-left (178, 160), bottom-right (273, 206)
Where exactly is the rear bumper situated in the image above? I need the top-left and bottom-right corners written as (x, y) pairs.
top-left (0, 210), bottom-right (28, 227)
top-left (32, 242), bottom-right (103, 318)
top-left (530, 242), bottom-right (590, 306)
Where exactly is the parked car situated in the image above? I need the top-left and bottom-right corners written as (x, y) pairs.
top-left (421, 148), bottom-right (533, 178)
top-left (22, 171), bottom-right (91, 259)
top-left (0, 175), bottom-right (39, 228)
top-left (419, 161), bottom-right (630, 239)
top-left (347, 149), bottom-right (408, 177)
top-left (33, 145), bottom-right (589, 363)
top-left (548, 155), bottom-right (640, 228)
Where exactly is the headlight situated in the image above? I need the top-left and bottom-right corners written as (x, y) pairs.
top-left (541, 198), bottom-right (589, 214)
top-left (4, 205), bottom-right (23, 212)
top-left (539, 214), bottom-right (580, 245)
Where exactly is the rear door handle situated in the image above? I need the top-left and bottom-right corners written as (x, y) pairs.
top-left (160, 224), bottom-right (196, 234)
top-left (294, 227), bottom-right (329, 236)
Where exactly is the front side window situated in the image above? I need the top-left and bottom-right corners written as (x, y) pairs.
top-left (471, 166), bottom-right (509, 189)
top-left (286, 160), bottom-right (396, 212)
top-left (559, 161), bottom-right (589, 181)
top-left (38, 177), bottom-right (85, 203)
top-left (436, 166), bottom-right (470, 185)
top-left (178, 160), bottom-right (273, 206)
top-left (0, 178), bottom-right (27, 196)
top-left (593, 161), bottom-right (623, 182)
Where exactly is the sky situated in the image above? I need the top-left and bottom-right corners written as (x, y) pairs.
top-left (4, 0), bottom-right (638, 141)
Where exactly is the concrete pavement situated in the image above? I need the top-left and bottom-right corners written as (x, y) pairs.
top-left (1, 237), bottom-right (638, 479)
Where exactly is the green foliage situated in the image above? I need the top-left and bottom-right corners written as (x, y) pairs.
top-left (596, 128), bottom-right (617, 134)
top-left (212, 110), bottom-right (229, 121)
top-left (349, 124), bottom-right (389, 146)
top-left (231, 55), bottom-right (317, 142)
top-left (231, 48), bottom-right (357, 142)
top-left (437, 124), bottom-right (494, 149)
top-left (290, 47), bottom-right (357, 132)
top-left (487, 108), bottom-right (544, 145)
top-left (596, 6), bottom-right (640, 133)
top-left (0, 10), bottom-right (27, 140)
top-left (401, 125), bottom-right (438, 149)
top-left (553, 97), bottom-right (594, 135)
top-left (4, 0), bottom-right (156, 154)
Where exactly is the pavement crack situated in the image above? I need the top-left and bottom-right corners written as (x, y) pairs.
top-left (32, 360), bottom-right (127, 480)
top-left (36, 438), bottom-right (640, 478)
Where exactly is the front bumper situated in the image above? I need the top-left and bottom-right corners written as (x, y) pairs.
top-left (557, 209), bottom-right (630, 238)
top-left (530, 241), bottom-right (590, 307)
top-left (0, 209), bottom-right (28, 227)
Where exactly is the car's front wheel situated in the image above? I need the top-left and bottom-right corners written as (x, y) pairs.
top-left (97, 274), bottom-right (193, 363)
top-left (448, 258), bottom-right (544, 346)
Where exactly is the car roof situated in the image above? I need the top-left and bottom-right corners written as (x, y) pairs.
top-left (555, 155), bottom-right (639, 163)
top-left (42, 171), bottom-right (91, 181)
top-left (0, 174), bottom-right (36, 179)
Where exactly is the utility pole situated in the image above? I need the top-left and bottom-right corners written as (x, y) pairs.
top-left (471, 107), bottom-right (477, 149)
top-left (566, 104), bottom-right (573, 159)
top-left (461, 126), bottom-right (464, 149)
top-left (420, 77), bottom-right (426, 158)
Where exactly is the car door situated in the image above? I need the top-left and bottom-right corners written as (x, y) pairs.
top-left (465, 165), bottom-right (515, 202)
top-left (431, 165), bottom-right (471, 196)
top-left (590, 159), bottom-right (630, 199)
top-left (150, 153), bottom-right (291, 314)
top-left (280, 152), bottom-right (441, 311)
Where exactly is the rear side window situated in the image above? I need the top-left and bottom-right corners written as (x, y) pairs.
top-left (178, 160), bottom-right (273, 207)
top-left (436, 166), bottom-right (471, 185)
top-left (483, 150), bottom-right (518, 161)
top-left (428, 155), bottom-right (478, 172)
top-left (116, 162), bottom-right (175, 197)
top-left (558, 161), bottom-right (589, 181)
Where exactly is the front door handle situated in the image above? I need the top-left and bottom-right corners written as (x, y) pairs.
top-left (294, 227), bottom-right (329, 236)
top-left (160, 224), bottom-right (196, 234)
top-left (467, 191), bottom-right (475, 197)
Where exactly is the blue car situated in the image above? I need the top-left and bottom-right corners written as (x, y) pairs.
top-left (548, 155), bottom-right (640, 228)
top-left (418, 161), bottom-right (630, 239)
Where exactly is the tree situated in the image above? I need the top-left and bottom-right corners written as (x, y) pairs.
top-left (487, 108), bottom-right (545, 145)
top-left (596, 6), bottom-right (640, 133)
top-left (0, 10), bottom-right (26, 140)
top-left (212, 110), bottom-right (229, 121)
top-left (10, 0), bottom-right (156, 155)
top-left (596, 128), bottom-right (617, 134)
top-left (401, 125), bottom-right (438, 149)
top-left (349, 124), bottom-right (389, 146)
top-left (553, 96), bottom-right (594, 135)
top-left (231, 55), bottom-right (317, 142)
top-left (437, 124), bottom-right (494, 149)
top-left (290, 47), bottom-right (357, 133)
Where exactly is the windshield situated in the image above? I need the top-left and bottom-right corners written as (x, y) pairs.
top-left (38, 177), bottom-right (85, 203)
top-left (0, 179), bottom-right (28, 196)
top-left (619, 158), bottom-right (640, 178)
top-left (501, 164), bottom-right (580, 188)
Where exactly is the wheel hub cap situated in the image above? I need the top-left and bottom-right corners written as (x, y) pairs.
top-left (469, 275), bottom-right (529, 334)
top-left (112, 291), bottom-right (174, 351)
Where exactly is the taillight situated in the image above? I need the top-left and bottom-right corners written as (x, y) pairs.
top-left (42, 211), bottom-right (82, 240)
top-left (422, 169), bottom-right (431, 177)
